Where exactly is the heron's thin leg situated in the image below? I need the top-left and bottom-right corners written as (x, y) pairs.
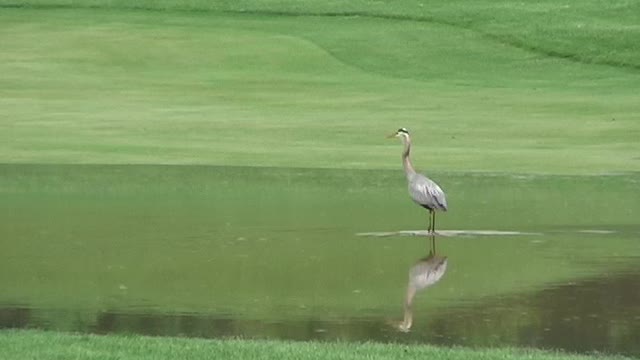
top-left (427, 210), bottom-right (433, 234)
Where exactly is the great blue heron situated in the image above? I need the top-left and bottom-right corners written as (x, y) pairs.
top-left (389, 128), bottom-right (448, 234)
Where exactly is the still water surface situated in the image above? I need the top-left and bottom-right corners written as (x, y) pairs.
top-left (1, 165), bottom-right (639, 355)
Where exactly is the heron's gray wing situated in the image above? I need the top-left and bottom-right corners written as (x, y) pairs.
top-left (409, 175), bottom-right (448, 211)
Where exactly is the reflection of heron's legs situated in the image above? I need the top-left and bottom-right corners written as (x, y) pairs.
top-left (430, 235), bottom-right (436, 255)
top-left (431, 211), bottom-right (436, 234)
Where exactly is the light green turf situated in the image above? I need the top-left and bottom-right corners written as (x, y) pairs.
top-left (0, 4), bottom-right (639, 173)
top-left (0, 330), bottom-right (634, 360)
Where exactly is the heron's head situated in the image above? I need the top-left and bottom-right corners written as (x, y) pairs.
top-left (388, 128), bottom-right (410, 139)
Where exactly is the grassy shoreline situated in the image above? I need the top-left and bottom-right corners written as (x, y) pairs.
top-left (0, 330), bottom-right (634, 360)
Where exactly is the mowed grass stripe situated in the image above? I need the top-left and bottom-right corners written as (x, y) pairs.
top-left (0, 7), bottom-right (638, 173)
top-left (1, 0), bottom-right (638, 69)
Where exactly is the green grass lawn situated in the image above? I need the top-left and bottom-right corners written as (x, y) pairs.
top-left (0, 330), bottom-right (634, 360)
top-left (3, 0), bottom-right (639, 71)
top-left (0, 1), bottom-right (638, 174)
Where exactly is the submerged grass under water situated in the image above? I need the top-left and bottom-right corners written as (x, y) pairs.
top-left (0, 330), bottom-right (634, 360)
top-left (1, 164), bottom-right (639, 323)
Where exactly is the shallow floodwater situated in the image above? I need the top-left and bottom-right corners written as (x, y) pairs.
top-left (1, 165), bottom-right (639, 356)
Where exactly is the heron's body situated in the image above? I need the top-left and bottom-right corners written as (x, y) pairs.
top-left (392, 128), bottom-right (447, 233)
top-left (407, 172), bottom-right (448, 212)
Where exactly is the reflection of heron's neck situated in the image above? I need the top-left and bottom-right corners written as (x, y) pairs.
top-left (402, 135), bottom-right (416, 176)
top-left (400, 285), bottom-right (416, 332)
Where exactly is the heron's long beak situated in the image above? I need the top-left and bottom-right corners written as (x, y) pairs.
top-left (386, 132), bottom-right (398, 139)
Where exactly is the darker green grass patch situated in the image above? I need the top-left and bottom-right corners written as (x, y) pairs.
top-left (0, 330), bottom-right (634, 360)
top-left (1, 0), bottom-right (638, 70)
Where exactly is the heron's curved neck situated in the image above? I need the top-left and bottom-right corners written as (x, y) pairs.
top-left (402, 136), bottom-right (416, 176)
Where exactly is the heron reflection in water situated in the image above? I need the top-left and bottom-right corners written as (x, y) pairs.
top-left (395, 235), bottom-right (448, 332)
